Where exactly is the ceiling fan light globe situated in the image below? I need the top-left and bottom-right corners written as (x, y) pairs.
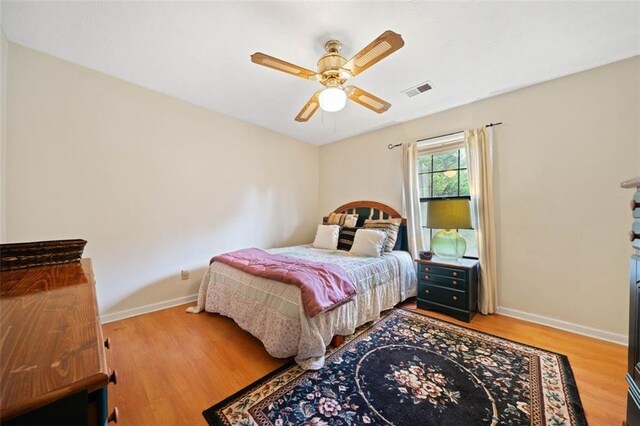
top-left (319, 87), bottom-right (347, 112)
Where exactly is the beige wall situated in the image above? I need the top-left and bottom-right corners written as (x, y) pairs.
top-left (320, 56), bottom-right (640, 338)
top-left (0, 30), bottom-right (7, 241)
top-left (5, 39), bottom-right (639, 337)
top-left (5, 43), bottom-right (319, 317)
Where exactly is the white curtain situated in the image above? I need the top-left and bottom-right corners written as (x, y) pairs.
top-left (465, 127), bottom-right (498, 314)
top-left (402, 142), bottom-right (424, 258)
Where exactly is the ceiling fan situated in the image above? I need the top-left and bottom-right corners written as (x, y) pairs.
top-left (250, 30), bottom-right (405, 122)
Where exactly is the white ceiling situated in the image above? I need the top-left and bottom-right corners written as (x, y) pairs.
top-left (2, 1), bottom-right (639, 145)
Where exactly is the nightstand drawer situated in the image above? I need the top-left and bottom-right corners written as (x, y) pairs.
top-left (418, 264), bottom-right (467, 280)
top-left (419, 272), bottom-right (466, 290)
top-left (419, 285), bottom-right (466, 310)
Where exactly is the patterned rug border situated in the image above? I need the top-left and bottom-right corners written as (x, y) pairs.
top-left (203, 308), bottom-right (587, 425)
top-left (398, 307), bottom-right (569, 357)
top-left (203, 360), bottom-right (296, 426)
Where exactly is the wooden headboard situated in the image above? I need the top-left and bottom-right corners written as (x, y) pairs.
top-left (324, 200), bottom-right (409, 252)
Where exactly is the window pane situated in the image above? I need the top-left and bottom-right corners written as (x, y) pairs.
top-left (419, 202), bottom-right (429, 251)
top-left (459, 170), bottom-right (470, 197)
top-left (432, 172), bottom-right (459, 198)
top-left (432, 150), bottom-right (458, 172)
top-left (419, 202), bottom-right (428, 226)
top-left (415, 145), bottom-right (476, 259)
top-left (459, 229), bottom-right (478, 258)
top-left (418, 173), bottom-right (431, 198)
top-left (422, 228), bottom-right (431, 251)
top-left (418, 155), bottom-right (432, 173)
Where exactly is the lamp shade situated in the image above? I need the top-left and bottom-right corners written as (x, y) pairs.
top-left (426, 199), bottom-right (472, 230)
top-left (319, 87), bottom-right (347, 112)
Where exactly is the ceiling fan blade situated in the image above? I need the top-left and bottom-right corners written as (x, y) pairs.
top-left (345, 86), bottom-right (391, 113)
top-left (342, 31), bottom-right (404, 77)
top-left (251, 52), bottom-right (318, 80)
top-left (295, 92), bottom-right (321, 122)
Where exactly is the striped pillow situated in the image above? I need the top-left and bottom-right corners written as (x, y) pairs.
top-left (337, 227), bottom-right (360, 251)
top-left (363, 218), bottom-right (402, 252)
top-left (325, 212), bottom-right (359, 228)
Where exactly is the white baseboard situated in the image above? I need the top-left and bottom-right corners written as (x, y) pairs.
top-left (100, 294), bottom-right (198, 324)
top-left (99, 297), bottom-right (628, 345)
top-left (497, 306), bottom-right (628, 346)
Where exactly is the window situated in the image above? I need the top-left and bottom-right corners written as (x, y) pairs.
top-left (417, 133), bottom-right (478, 258)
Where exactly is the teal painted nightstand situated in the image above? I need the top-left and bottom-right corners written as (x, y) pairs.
top-left (416, 257), bottom-right (479, 322)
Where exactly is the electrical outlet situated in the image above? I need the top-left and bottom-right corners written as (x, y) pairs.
top-left (181, 270), bottom-right (189, 280)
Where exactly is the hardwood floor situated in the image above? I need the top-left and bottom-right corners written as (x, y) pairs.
top-left (102, 301), bottom-right (627, 425)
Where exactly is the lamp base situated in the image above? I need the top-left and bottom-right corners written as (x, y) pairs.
top-left (431, 229), bottom-right (467, 261)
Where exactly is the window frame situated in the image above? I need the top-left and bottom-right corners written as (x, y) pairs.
top-left (417, 135), bottom-right (477, 259)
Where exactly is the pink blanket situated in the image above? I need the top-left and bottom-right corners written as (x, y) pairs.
top-left (211, 248), bottom-right (356, 317)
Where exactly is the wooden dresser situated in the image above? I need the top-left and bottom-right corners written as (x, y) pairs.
top-left (0, 259), bottom-right (119, 425)
top-left (623, 176), bottom-right (640, 426)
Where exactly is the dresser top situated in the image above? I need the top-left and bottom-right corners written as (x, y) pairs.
top-left (621, 176), bottom-right (640, 189)
top-left (0, 259), bottom-right (108, 420)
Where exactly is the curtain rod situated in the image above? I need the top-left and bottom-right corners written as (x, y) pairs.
top-left (387, 122), bottom-right (503, 150)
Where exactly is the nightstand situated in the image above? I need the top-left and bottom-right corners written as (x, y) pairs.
top-left (416, 257), bottom-right (479, 322)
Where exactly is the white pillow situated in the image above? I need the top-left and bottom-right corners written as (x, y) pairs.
top-left (349, 229), bottom-right (387, 257)
top-left (312, 224), bottom-right (340, 250)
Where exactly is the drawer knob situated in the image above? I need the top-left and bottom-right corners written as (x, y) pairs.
top-left (452, 296), bottom-right (458, 301)
top-left (108, 369), bottom-right (118, 385)
top-left (631, 199), bottom-right (640, 210)
top-left (452, 280), bottom-right (458, 285)
top-left (108, 407), bottom-right (120, 423)
top-left (424, 275), bottom-right (430, 280)
top-left (425, 267), bottom-right (430, 271)
top-left (452, 272), bottom-right (458, 277)
top-left (425, 289), bottom-right (430, 294)
top-left (629, 231), bottom-right (640, 242)
top-left (104, 338), bottom-right (111, 349)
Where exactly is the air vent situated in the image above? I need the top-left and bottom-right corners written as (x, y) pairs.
top-left (402, 81), bottom-right (433, 98)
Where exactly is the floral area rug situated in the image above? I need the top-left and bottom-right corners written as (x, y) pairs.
top-left (203, 309), bottom-right (587, 425)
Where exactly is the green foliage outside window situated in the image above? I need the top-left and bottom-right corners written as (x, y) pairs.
top-left (418, 149), bottom-right (469, 198)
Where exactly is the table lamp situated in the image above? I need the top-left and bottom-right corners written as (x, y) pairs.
top-left (426, 199), bottom-right (473, 260)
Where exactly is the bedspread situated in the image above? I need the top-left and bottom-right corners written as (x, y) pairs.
top-left (188, 245), bottom-right (417, 369)
top-left (211, 248), bottom-right (356, 317)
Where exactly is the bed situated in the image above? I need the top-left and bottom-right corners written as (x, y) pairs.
top-left (188, 201), bottom-right (417, 369)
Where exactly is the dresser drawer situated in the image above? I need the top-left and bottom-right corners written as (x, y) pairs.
top-left (419, 284), bottom-right (466, 310)
top-left (419, 272), bottom-right (466, 290)
top-left (419, 263), bottom-right (467, 280)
